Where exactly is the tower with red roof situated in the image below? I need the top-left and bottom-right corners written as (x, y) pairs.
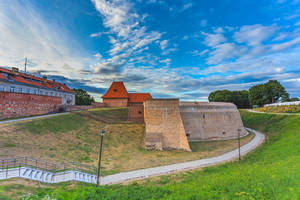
top-left (102, 81), bottom-right (152, 122)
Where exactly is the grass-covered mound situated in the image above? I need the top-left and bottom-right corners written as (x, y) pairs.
top-left (0, 107), bottom-right (252, 199)
top-left (12, 110), bottom-right (300, 200)
top-left (253, 105), bottom-right (300, 113)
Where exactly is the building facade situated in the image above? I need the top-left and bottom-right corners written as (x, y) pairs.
top-left (0, 67), bottom-right (75, 105)
top-left (102, 81), bottom-right (152, 123)
top-left (0, 67), bottom-right (75, 119)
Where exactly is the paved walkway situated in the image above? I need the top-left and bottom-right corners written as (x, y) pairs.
top-left (0, 113), bottom-right (70, 125)
top-left (100, 128), bottom-right (265, 185)
top-left (246, 109), bottom-right (300, 116)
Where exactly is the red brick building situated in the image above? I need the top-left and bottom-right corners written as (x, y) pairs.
top-left (102, 82), bottom-right (152, 122)
top-left (101, 82), bottom-right (129, 107)
top-left (0, 66), bottom-right (75, 119)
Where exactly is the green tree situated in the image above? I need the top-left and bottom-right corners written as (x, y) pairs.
top-left (248, 84), bottom-right (267, 107)
top-left (290, 97), bottom-right (300, 101)
top-left (73, 88), bottom-right (95, 105)
top-left (264, 80), bottom-right (288, 103)
top-left (208, 90), bottom-right (233, 103)
top-left (208, 90), bottom-right (250, 108)
top-left (249, 80), bottom-right (289, 107)
top-left (232, 90), bottom-right (251, 108)
top-left (281, 93), bottom-right (290, 102)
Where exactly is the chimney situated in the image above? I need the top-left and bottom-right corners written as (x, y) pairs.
top-left (12, 67), bottom-right (19, 73)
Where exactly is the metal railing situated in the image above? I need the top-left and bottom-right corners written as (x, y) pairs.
top-left (0, 156), bottom-right (97, 175)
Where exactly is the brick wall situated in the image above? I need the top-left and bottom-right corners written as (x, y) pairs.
top-left (128, 103), bottom-right (144, 123)
top-left (91, 102), bottom-right (106, 108)
top-left (0, 92), bottom-right (61, 120)
top-left (103, 98), bottom-right (128, 107)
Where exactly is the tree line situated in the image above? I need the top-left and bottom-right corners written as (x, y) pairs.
top-left (208, 80), bottom-right (299, 108)
top-left (73, 88), bottom-right (95, 105)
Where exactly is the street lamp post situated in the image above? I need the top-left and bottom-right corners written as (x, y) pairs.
top-left (96, 129), bottom-right (105, 186)
top-left (237, 128), bottom-right (241, 161)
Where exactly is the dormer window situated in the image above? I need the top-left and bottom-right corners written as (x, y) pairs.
top-left (114, 89), bottom-right (118, 92)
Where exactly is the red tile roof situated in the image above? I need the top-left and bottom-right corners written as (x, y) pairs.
top-left (102, 82), bottom-right (129, 99)
top-left (0, 68), bottom-right (14, 74)
top-left (128, 93), bottom-right (152, 103)
top-left (0, 67), bottom-right (74, 93)
top-left (0, 73), bottom-right (8, 80)
top-left (10, 76), bottom-right (44, 87)
top-left (102, 82), bottom-right (153, 103)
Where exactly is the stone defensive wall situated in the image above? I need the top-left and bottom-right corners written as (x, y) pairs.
top-left (0, 92), bottom-right (61, 120)
top-left (144, 99), bottom-right (191, 151)
top-left (179, 102), bottom-right (247, 141)
top-left (144, 99), bottom-right (247, 151)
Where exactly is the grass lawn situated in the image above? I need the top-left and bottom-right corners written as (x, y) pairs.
top-left (0, 107), bottom-right (251, 177)
top-left (1, 110), bottom-right (298, 199)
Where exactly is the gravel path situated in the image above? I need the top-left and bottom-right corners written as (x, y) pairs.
top-left (100, 127), bottom-right (265, 185)
top-left (0, 113), bottom-right (70, 125)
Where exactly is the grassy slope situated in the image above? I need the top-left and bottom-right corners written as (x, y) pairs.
top-left (253, 105), bottom-right (300, 113)
top-left (15, 110), bottom-right (300, 200)
top-left (0, 107), bottom-right (253, 176)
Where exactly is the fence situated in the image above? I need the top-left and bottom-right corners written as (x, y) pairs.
top-left (264, 101), bottom-right (300, 107)
top-left (0, 156), bottom-right (98, 184)
top-left (0, 156), bottom-right (96, 174)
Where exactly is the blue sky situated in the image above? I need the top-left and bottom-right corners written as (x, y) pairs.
top-left (0, 0), bottom-right (300, 101)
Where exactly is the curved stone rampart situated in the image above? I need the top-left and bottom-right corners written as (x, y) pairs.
top-left (144, 99), bottom-right (247, 151)
top-left (180, 102), bottom-right (247, 141)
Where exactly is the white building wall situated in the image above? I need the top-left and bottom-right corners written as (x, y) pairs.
top-left (0, 81), bottom-right (75, 105)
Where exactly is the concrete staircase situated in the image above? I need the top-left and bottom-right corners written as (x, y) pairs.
top-left (0, 167), bottom-right (98, 184)
top-left (0, 157), bottom-right (98, 184)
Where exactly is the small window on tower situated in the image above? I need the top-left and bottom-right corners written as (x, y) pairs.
top-left (138, 111), bottom-right (142, 114)
top-left (114, 89), bottom-right (118, 92)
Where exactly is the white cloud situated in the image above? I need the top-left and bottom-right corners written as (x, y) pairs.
top-left (90, 32), bottom-right (102, 37)
top-left (234, 24), bottom-right (277, 46)
top-left (207, 43), bottom-right (246, 64)
top-left (202, 32), bottom-right (226, 47)
top-left (213, 27), bottom-right (224, 33)
top-left (191, 49), bottom-right (209, 56)
top-left (271, 36), bottom-right (300, 51)
top-left (159, 58), bottom-right (171, 66)
top-left (94, 53), bottom-right (102, 59)
top-left (169, 2), bottom-right (194, 13)
top-left (161, 47), bottom-right (177, 55)
top-left (91, 0), bottom-right (163, 70)
top-left (0, 0), bottom-right (89, 78)
top-left (160, 40), bottom-right (168, 50)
